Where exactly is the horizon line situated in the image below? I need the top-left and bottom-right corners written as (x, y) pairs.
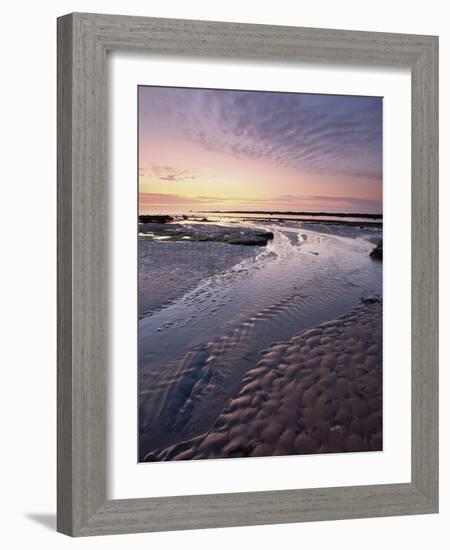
top-left (191, 210), bottom-right (382, 218)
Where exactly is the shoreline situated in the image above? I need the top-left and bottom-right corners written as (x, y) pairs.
top-left (231, 216), bottom-right (382, 227)
top-left (138, 218), bottom-right (383, 460)
top-left (139, 222), bottom-right (275, 246)
top-left (139, 214), bottom-right (383, 229)
top-left (195, 210), bottom-right (382, 219)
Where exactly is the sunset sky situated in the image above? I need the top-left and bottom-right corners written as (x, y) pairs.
top-left (138, 87), bottom-right (382, 215)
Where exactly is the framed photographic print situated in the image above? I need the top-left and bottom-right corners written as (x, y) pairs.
top-left (57, 13), bottom-right (438, 536)
top-left (137, 85), bottom-right (384, 462)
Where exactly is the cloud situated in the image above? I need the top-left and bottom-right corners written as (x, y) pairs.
top-left (291, 194), bottom-right (381, 207)
top-left (140, 165), bottom-right (199, 182)
top-left (139, 88), bottom-right (382, 181)
top-left (139, 192), bottom-right (381, 211)
top-left (139, 193), bottom-right (227, 206)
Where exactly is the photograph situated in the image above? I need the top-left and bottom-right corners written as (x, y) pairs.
top-left (138, 86), bottom-right (383, 462)
top-left (1, 0), bottom-right (442, 543)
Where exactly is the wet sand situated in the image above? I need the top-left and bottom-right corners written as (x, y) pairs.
top-left (139, 239), bottom-right (260, 318)
top-left (139, 218), bottom-right (382, 460)
top-left (143, 299), bottom-right (382, 461)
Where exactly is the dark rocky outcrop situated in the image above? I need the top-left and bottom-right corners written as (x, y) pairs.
top-left (139, 215), bottom-right (173, 224)
top-left (369, 241), bottom-right (382, 260)
top-left (139, 223), bottom-right (274, 246)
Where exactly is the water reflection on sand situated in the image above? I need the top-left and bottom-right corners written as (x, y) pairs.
top-left (138, 217), bottom-right (382, 460)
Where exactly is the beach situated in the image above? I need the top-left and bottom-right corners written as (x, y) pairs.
top-left (138, 215), bottom-right (382, 461)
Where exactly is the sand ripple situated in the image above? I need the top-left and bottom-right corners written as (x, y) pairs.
top-left (143, 300), bottom-right (382, 461)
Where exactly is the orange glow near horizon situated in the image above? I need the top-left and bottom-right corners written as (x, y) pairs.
top-left (138, 87), bottom-right (383, 215)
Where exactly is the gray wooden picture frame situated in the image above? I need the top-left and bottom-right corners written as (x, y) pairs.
top-left (57, 12), bottom-right (438, 537)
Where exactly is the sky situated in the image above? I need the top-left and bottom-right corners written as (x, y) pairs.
top-left (138, 86), bottom-right (382, 215)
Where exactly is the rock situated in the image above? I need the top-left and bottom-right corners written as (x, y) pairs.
top-left (139, 215), bottom-right (173, 223)
top-left (226, 234), bottom-right (272, 246)
top-left (259, 231), bottom-right (274, 240)
top-left (139, 221), bottom-right (274, 246)
top-left (360, 295), bottom-right (381, 305)
top-left (370, 241), bottom-right (382, 260)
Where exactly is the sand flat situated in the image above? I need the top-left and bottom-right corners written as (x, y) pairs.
top-left (143, 300), bottom-right (382, 461)
top-left (138, 219), bottom-right (382, 460)
top-left (139, 238), bottom-right (260, 318)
